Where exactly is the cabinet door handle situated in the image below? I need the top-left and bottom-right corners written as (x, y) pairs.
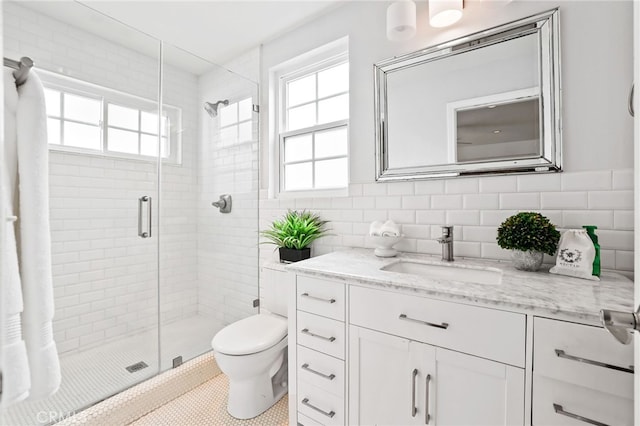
top-left (425, 374), bottom-right (431, 424)
top-left (301, 328), bottom-right (336, 342)
top-left (301, 293), bottom-right (336, 304)
top-left (399, 314), bottom-right (449, 330)
top-left (553, 404), bottom-right (609, 426)
top-left (555, 349), bottom-right (634, 374)
top-left (301, 398), bottom-right (335, 418)
top-left (301, 363), bottom-right (336, 381)
top-left (411, 368), bottom-right (418, 417)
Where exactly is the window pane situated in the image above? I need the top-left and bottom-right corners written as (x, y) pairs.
top-left (220, 125), bottom-right (237, 146)
top-left (238, 98), bottom-right (252, 122)
top-left (47, 118), bottom-right (61, 145)
top-left (284, 134), bottom-right (312, 163)
top-left (140, 134), bottom-right (158, 157)
top-left (141, 111), bottom-right (158, 134)
top-left (284, 162), bottom-right (312, 191)
top-left (109, 104), bottom-right (139, 130)
top-left (219, 103), bottom-right (237, 127)
top-left (318, 94), bottom-right (348, 124)
top-left (238, 121), bottom-right (252, 143)
top-left (287, 103), bottom-right (316, 131)
top-left (318, 62), bottom-right (349, 98)
top-left (44, 88), bottom-right (61, 117)
top-left (64, 93), bottom-right (101, 124)
top-left (287, 74), bottom-right (316, 107)
top-left (108, 128), bottom-right (139, 154)
top-left (64, 122), bottom-right (101, 150)
top-left (315, 157), bottom-right (348, 189)
top-left (315, 127), bottom-right (348, 159)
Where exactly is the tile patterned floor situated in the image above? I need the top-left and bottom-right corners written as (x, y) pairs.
top-left (130, 374), bottom-right (289, 426)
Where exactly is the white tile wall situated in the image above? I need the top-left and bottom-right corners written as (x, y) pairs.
top-left (5, 3), bottom-right (200, 354)
top-left (259, 170), bottom-right (635, 277)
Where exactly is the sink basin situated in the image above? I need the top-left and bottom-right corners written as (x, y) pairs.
top-left (381, 260), bottom-right (503, 285)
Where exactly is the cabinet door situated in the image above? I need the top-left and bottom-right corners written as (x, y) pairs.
top-left (433, 347), bottom-right (525, 426)
top-left (349, 325), bottom-right (434, 426)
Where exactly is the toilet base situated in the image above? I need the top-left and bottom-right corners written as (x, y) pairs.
top-left (227, 356), bottom-right (288, 419)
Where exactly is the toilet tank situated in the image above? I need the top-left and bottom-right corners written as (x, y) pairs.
top-left (261, 262), bottom-right (288, 317)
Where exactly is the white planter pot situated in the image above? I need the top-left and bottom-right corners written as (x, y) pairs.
top-left (510, 250), bottom-right (544, 271)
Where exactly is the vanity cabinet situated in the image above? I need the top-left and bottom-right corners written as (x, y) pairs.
top-left (287, 255), bottom-right (634, 426)
top-left (348, 286), bottom-right (525, 426)
top-left (532, 317), bottom-right (634, 426)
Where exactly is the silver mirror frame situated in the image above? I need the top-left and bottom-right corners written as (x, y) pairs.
top-left (374, 9), bottom-right (562, 182)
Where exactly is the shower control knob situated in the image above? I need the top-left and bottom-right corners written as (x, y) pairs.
top-left (212, 194), bottom-right (232, 213)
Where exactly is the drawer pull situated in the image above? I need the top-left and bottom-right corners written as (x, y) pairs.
top-left (301, 293), bottom-right (336, 304)
top-left (399, 314), bottom-right (449, 330)
top-left (425, 374), bottom-right (431, 424)
top-left (553, 403), bottom-right (609, 426)
top-left (301, 398), bottom-right (335, 418)
top-left (301, 328), bottom-right (336, 342)
top-left (411, 368), bottom-right (418, 417)
top-left (301, 363), bottom-right (336, 380)
top-left (555, 349), bottom-right (634, 374)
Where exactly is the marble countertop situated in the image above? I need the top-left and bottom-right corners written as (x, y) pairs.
top-left (285, 248), bottom-right (634, 326)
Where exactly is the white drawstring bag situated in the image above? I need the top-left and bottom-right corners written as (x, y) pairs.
top-left (550, 229), bottom-right (599, 281)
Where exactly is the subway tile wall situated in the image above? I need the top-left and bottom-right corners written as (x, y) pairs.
top-left (4, 3), bottom-right (200, 354)
top-left (259, 169), bottom-right (635, 276)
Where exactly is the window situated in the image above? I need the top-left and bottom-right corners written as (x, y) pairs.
top-left (41, 72), bottom-right (181, 163)
top-left (219, 98), bottom-right (253, 146)
top-left (278, 55), bottom-right (349, 193)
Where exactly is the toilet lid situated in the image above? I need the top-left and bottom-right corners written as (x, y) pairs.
top-left (212, 314), bottom-right (288, 355)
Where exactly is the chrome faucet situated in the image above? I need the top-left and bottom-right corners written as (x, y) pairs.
top-left (437, 226), bottom-right (454, 262)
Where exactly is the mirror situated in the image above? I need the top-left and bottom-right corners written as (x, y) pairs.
top-left (374, 9), bottom-right (561, 181)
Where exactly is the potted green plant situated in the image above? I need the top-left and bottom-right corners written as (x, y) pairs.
top-left (497, 212), bottom-right (560, 271)
top-left (261, 210), bottom-right (330, 263)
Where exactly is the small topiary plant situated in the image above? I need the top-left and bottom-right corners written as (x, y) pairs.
top-left (497, 212), bottom-right (560, 256)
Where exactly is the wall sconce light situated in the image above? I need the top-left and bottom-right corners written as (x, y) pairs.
top-left (429, 0), bottom-right (463, 28)
top-left (387, 0), bottom-right (417, 41)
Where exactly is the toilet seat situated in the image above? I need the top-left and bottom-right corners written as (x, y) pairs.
top-left (212, 314), bottom-right (287, 356)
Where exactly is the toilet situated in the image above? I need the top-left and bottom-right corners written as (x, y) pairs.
top-left (211, 263), bottom-right (289, 419)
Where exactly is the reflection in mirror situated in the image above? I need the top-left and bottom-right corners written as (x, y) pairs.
top-left (375, 9), bottom-right (561, 181)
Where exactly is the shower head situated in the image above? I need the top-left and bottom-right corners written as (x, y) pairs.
top-left (204, 99), bottom-right (229, 118)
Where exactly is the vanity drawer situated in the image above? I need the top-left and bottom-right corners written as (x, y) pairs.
top-left (532, 375), bottom-right (633, 426)
top-left (349, 285), bottom-right (526, 367)
top-left (533, 317), bottom-right (634, 397)
top-left (297, 412), bottom-right (324, 426)
top-left (297, 311), bottom-right (345, 360)
top-left (297, 276), bottom-right (345, 321)
top-left (298, 380), bottom-right (345, 426)
top-left (297, 345), bottom-right (344, 397)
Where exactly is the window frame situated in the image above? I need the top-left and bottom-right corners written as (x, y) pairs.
top-left (40, 70), bottom-right (182, 164)
top-left (270, 41), bottom-right (349, 199)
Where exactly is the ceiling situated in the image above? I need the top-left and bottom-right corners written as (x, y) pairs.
top-left (17, 0), bottom-right (341, 74)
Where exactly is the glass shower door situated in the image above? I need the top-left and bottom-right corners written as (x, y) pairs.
top-left (1, 2), bottom-right (162, 424)
top-left (158, 43), bottom-right (260, 371)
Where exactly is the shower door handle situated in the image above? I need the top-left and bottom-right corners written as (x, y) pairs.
top-left (138, 196), bottom-right (152, 238)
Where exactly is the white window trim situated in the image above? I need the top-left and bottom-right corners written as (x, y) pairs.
top-left (40, 69), bottom-right (182, 165)
top-left (268, 37), bottom-right (349, 199)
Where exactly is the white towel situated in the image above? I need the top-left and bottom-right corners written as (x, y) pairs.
top-left (380, 220), bottom-right (401, 237)
top-left (369, 221), bottom-right (383, 236)
top-left (16, 70), bottom-right (61, 400)
top-left (1, 69), bottom-right (31, 406)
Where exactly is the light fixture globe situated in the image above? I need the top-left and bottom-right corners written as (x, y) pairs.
top-left (429, 0), bottom-right (463, 28)
top-left (387, 0), bottom-right (417, 41)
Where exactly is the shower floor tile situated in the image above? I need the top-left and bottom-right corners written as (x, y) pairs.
top-left (130, 374), bottom-right (288, 426)
top-left (2, 314), bottom-right (221, 426)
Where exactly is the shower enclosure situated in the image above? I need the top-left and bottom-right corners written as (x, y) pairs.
top-left (1, 2), bottom-right (259, 424)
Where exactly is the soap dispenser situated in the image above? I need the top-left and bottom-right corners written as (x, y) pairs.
top-left (582, 225), bottom-right (601, 277)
